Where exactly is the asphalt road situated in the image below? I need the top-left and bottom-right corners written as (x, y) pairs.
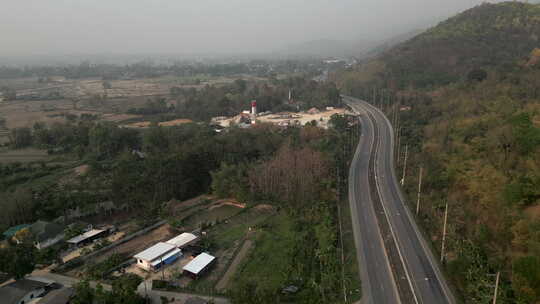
top-left (345, 96), bottom-right (456, 304)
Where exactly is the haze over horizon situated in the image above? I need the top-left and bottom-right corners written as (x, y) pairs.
top-left (1, 0), bottom-right (498, 58)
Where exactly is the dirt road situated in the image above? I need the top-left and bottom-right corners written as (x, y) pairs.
top-left (215, 239), bottom-right (253, 291)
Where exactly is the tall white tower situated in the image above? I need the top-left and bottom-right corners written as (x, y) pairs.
top-left (251, 100), bottom-right (257, 116)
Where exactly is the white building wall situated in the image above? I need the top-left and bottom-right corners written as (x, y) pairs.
top-left (136, 259), bottom-right (152, 271)
top-left (36, 233), bottom-right (65, 250)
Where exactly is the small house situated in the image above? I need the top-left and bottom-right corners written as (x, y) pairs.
top-left (134, 242), bottom-right (182, 271)
top-left (183, 252), bottom-right (216, 279)
top-left (2, 224), bottom-right (30, 239)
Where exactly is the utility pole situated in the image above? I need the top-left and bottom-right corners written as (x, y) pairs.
top-left (161, 257), bottom-right (165, 281)
top-left (394, 102), bottom-right (400, 160)
top-left (401, 144), bottom-right (408, 185)
top-left (381, 90), bottom-right (386, 113)
top-left (492, 271), bottom-right (500, 304)
top-left (396, 127), bottom-right (401, 165)
top-left (416, 166), bottom-right (423, 215)
top-left (440, 201), bottom-right (449, 263)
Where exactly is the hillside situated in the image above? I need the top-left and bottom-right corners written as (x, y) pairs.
top-left (337, 2), bottom-right (540, 303)
top-left (340, 2), bottom-right (540, 89)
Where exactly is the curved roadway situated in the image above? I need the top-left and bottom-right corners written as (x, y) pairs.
top-left (345, 95), bottom-right (456, 304)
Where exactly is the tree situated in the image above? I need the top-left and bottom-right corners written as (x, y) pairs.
top-left (329, 114), bottom-right (348, 133)
top-left (0, 243), bottom-right (35, 279)
top-left (10, 127), bottom-right (32, 149)
top-left (72, 280), bottom-right (94, 304)
top-left (102, 80), bottom-right (112, 90)
top-left (234, 79), bottom-right (247, 93)
top-left (467, 69), bottom-right (488, 82)
top-left (0, 86), bottom-right (17, 101)
top-left (211, 163), bottom-right (249, 201)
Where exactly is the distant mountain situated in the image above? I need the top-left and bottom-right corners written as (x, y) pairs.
top-left (280, 30), bottom-right (428, 59)
top-left (279, 39), bottom-right (375, 58)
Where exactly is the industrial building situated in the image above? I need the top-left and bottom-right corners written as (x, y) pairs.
top-left (166, 232), bottom-right (199, 248)
top-left (134, 242), bottom-right (182, 271)
top-left (67, 228), bottom-right (109, 247)
top-left (183, 252), bottom-right (216, 279)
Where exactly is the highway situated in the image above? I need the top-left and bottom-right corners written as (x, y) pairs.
top-left (345, 95), bottom-right (456, 304)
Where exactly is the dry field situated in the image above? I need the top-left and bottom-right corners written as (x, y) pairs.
top-left (121, 118), bottom-right (193, 129)
top-left (0, 75), bottom-right (250, 134)
top-left (0, 99), bottom-right (74, 128)
top-left (0, 148), bottom-right (49, 163)
top-left (4, 75), bottom-right (246, 101)
top-left (95, 224), bottom-right (175, 264)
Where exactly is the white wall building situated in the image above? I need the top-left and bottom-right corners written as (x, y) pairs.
top-left (183, 252), bottom-right (216, 279)
top-left (134, 242), bottom-right (182, 271)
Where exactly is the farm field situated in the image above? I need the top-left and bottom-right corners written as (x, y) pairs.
top-left (121, 118), bottom-right (194, 129)
top-left (0, 148), bottom-right (50, 163)
top-left (0, 74), bottom-right (260, 135)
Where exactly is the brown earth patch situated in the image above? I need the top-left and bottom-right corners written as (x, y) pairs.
top-left (524, 204), bottom-right (540, 220)
top-left (122, 118), bottom-right (193, 129)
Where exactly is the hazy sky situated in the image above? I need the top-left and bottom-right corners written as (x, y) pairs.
top-left (0, 0), bottom-right (490, 56)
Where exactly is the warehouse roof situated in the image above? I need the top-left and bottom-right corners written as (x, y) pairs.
top-left (134, 242), bottom-right (176, 261)
top-left (166, 233), bottom-right (198, 248)
top-left (183, 253), bottom-right (216, 275)
top-left (67, 229), bottom-right (105, 244)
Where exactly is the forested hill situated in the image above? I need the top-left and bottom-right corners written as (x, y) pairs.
top-left (339, 1), bottom-right (540, 89)
top-left (336, 1), bottom-right (540, 303)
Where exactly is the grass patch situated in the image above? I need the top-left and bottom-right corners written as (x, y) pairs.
top-left (229, 212), bottom-right (295, 293)
top-left (183, 205), bottom-right (242, 228)
top-left (0, 148), bottom-right (50, 163)
top-left (210, 206), bottom-right (275, 250)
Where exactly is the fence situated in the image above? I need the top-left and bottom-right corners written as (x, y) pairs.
top-left (56, 220), bottom-right (166, 273)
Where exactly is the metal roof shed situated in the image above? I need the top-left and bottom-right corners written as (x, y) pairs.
top-left (183, 253), bottom-right (216, 277)
top-left (134, 242), bottom-right (176, 262)
top-left (166, 233), bottom-right (198, 248)
top-left (67, 229), bottom-right (105, 245)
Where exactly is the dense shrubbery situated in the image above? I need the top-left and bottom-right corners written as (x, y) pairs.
top-left (72, 274), bottom-right (144, 304)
